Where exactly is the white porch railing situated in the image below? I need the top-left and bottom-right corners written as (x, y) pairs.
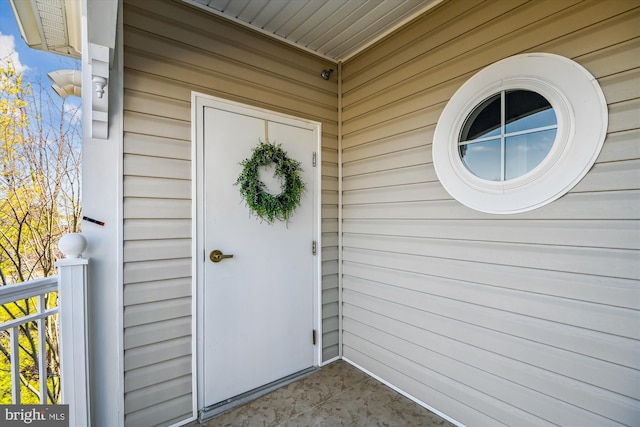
top-left (0, 233), bottom-right (90, 427)
top-left (0, 276), bottom-right (59, 404)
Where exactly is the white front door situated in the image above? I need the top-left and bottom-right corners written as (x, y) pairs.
top-left (195, 95), bottom-right (320, 410)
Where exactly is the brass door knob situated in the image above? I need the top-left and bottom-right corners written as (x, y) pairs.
top-left (210, 250), bottom-right (234, 263)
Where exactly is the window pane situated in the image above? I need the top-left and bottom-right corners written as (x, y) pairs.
top-left (505, 129), bottom-right (556, 179)
top-left (459, 94), bottom-right (501, 142)
top-left (459, 139), bottom-right (502, 181)
top-left (505, 90), bottom-right (556, 134)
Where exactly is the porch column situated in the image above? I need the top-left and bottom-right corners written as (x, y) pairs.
top-left (57, 233), bottom-right (91, 427)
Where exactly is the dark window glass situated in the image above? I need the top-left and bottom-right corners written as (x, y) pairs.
top-left (505, 90), bottom-right (556, 134)
top-left (459, 94), bottom-right (501, 142)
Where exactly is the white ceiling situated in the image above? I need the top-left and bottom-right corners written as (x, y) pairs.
top-left (183, 0), bottom-right (443, 62)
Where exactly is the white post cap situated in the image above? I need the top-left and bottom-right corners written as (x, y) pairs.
top-left (58, 233), bottom-right (88, 258)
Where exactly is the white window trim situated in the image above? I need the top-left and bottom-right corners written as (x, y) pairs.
top-left (433, 53), bottom-right (608, 214)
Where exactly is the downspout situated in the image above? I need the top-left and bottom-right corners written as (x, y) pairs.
top-left (337, 61), bottom-right (344, 358)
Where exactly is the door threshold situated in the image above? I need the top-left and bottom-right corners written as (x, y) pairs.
top-left (199, 366), bottom-right (318, 423)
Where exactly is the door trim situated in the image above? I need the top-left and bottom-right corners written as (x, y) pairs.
top-left (191, 92), bottom-right (323, 412)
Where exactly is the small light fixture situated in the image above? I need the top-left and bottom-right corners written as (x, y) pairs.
top-left (321, 68), bottom-right (334, 80)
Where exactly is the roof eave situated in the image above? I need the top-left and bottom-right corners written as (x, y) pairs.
top-left (8, 0), bottom-right (81, 59)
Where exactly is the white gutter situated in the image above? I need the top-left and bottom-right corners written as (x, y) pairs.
top-left (47, 70), bottom-right (82, 98)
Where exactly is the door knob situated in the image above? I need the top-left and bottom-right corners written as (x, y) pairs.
top-left (210, 250), bottom-right (234, 263)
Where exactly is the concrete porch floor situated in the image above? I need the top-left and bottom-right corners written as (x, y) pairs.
top-left (193, 360), bottom-right (455, 426)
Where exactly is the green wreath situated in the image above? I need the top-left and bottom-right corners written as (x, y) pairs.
top-left (236, 140), bottom-right (305, 223)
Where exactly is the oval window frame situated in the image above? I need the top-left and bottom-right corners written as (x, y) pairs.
top-left (432, 53), bottom-right (608, 214)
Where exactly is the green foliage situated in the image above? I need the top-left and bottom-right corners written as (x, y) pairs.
top-left (236, 140), bottom-right (305, 223)
top-left (1, 62), bottom-right (82, 284)
top-left (0, 297), bottom-right (60, 404)
top-left (0, 60), bottom-right (80, 404)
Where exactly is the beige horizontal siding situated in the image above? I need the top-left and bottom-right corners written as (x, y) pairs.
top-left (124, 355), bottom-right (191, 394)
top-left (122, 0), bottom-right (339, 424)
top-left (343, 219), bottom-right (639, 250)
top-left (341, 1), bottom-right (640, 426)
top-left (124, 395), bottom-right (192, 427)
top-left (343, 191), bottom-right (640, 221)
top-left (124, 336), bottom-right (191, 372)
top-left (124, 278), bottom-right (191, 306)
top-left (124, 318), bottom-right (191, 351)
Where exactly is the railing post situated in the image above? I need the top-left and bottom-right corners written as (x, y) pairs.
top-left (56, 233), bottom-right (90, 427)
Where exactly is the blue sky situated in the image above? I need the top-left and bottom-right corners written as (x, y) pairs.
top-left (0, 0), bottom-right (81, 117)
top-left (0, 0), bottom-right (80, 81)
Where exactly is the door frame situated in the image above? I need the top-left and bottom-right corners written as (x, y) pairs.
top-left (191, 92), bottom-right (323, 412)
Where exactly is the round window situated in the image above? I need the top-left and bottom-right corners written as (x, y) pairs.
top-left (459, 90), bottom-right (557, 181)
top-left (432, 53), bottom-right (608, 214)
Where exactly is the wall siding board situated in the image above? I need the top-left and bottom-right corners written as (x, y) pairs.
top-left (344, 337), bottom-right (517, 427)
top-left (122, 0), bottom-right (339, 424)
top-left (344, 232), bottom-right (638, 287)
top-left (343, 106), bottom-right (442, 150)
top-left (346, 290), bottom-right (638, 399)
top-left (600, 68), bottom-right (640, 104)
top-left (122, 28), bottom-right (337, 109)
top-left (343, 0), bottom-right (530, 92)
top-left (575, 37), bottom-right (640, 79)
top-left (343, 191), bottom-right (640, 221)
top-left (609, 98), bottom-right (640, 133)
top-left (538, 11), bottom-right (640, 67)
top-left (597, 129), bottom-right (640, 163)
top-left (343, 2), bottom-right (639, 119)
top-left (345, 308), bottom-right (637, 425)
top-left (124, 375), bottom-right (192, 414)
top-left (343, 219), bottom-right (640, 250)
top-left (124, 336), bottom-right (191, 371)
top-left (123, 298), bottom-right (191, 328)
top-left (123, 154), bottom-right (190, 180)
top-left (125, 0), bottom-right (331, 81)
top-left (343, 127), bottom-right (431, 163)
top-left (123, 317), bottom-right (191, 350)
top-left (124, 278), bottom-right (191, 306)
top-left (124, 50), bottom-right (337, 124)
top-left (124, 198), bottom-right (191, 219)
top-left (124, 133), bottom-right (191, 160)
top-left (572, 159), bottom-right (640, 193)
top-left (344, 182), bottom-right (450, 204)
top-left (124, 355), bottom-right (191, 393)
top-left (124, 88), bottom-right (191, 121)
top-left (343, 263), bottom-right (638, 340)
top-left (125, 394), bottom-right (192, 427)
top-left (123, 258), bottom-right (191, 285)
top-left (124, 176), bottom-right (191, 200)
top-left (341, 1), bottom-right (640, 426)
top-left (343, 247), bottom-right (640, 311)
top-left (124, 239), bottom-right (192, 262)
top-left (343, 165), bottom-right (438, 192)
top-left (123, 219), bottom-right (191, 241)
top-left (343, 146), bottom-right (432, 177)
top-left (344, 275), bottom-right (638, 371)
top-left (345, 322), bottom-right (627, 427)
top-left (322, 346), bottom-right (338, 363)
top-left (124, 110), bottom-right (190, 141)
